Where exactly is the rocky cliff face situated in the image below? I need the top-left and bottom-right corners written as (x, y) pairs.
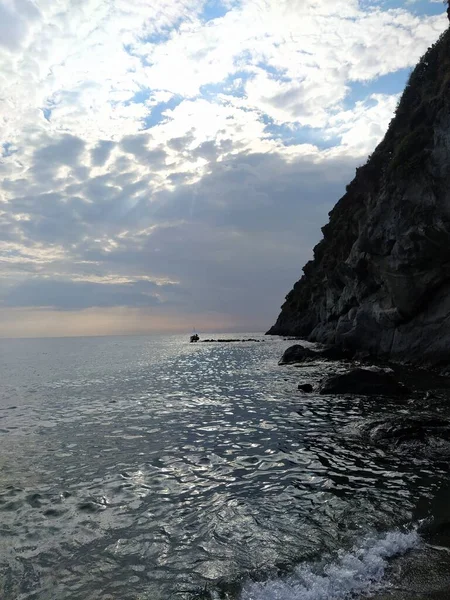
top-left (268, 28), bottom-right (450, 368)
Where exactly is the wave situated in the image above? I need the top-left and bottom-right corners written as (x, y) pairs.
top-left (239, 529), bottom-right (420, 600)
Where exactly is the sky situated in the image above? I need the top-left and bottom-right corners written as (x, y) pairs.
top-left (0, 0), bottom-right (447, 338)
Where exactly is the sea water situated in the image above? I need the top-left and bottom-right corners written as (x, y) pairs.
top-left (0, 334), bottom-right (449, 599)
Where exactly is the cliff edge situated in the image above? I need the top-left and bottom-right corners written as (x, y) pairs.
top-left (268, 27), bottom-right (450, 368)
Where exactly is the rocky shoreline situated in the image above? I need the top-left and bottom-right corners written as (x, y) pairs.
top-left (276, 340), bottom-right (450, 598)
top-left (268, 27), bottom-right (450, 371)
top-left (278, 340), bottom-right (450, 457)
top-left (266, 26), bottom-right (450, 593)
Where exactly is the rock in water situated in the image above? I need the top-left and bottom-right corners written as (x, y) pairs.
top-left (268, 29), bottom-right (450, 369)
top-left (360, 415), bottom-right (450, 459)
top-left (366, 415), bottom-right (450, 445)
top-left (279, 344), bottom-right (317, 364)
top-left (279, 344), bottom-right (353, 365)
top-left (320, 368), bottom-right (409, 396)
top-left (298, 383), bottom-right (313, 393)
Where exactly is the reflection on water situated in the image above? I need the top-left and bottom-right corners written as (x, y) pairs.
top-left (0, 335), bottom-right (448, 599)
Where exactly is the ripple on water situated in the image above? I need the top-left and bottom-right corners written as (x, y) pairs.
top-left (0, 335), bottom-right (449, 599)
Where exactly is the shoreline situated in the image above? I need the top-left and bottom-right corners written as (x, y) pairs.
top-left (272, 338), bottom-right (450, 600)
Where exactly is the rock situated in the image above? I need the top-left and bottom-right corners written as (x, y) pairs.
top-left (279, 344), bottom-right (317, 365)
top-left (363, 414), bottom-right (450, 451)
top-left (353, 350), bottom-right (372, 362)
top-left (267, 29), bottom-right (450, 370)
top-left (298, 383), bottom-right (313, 393)
top-left (320, 368), bottom-right (410, 396)
top-left (421, 484), bottom-right (450, 546)
top-left (318, 346), bottom-right (355, 361)
top-left (44, 508), bottom-right (64, 517)
top-left (78, 496), bottom-right (109, 512)
top-left (279, 343), bottom-right (352, 365)
top-left (26, 493), bottom-right (43, 508)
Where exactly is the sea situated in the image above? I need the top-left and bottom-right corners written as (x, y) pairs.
top-left (1, 333), bottom-right (450, 600)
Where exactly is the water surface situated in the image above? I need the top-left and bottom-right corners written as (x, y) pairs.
top-left (0, 335), bottom-right (449, 599)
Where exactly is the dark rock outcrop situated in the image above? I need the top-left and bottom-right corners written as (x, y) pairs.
top-left (298, 383), bottom-right (313, 393)
top-left (320, 368), bottom-right (410, 396)
top-left (366, 414), bottom-right (450, 444)
top-left (361, 414), bottom-right (450, 456)
top-left (279, 343), bottom-right (354, 365)
top-left (268, 28), bottom-right (450, 369)
top-left (279, 344), bottom-right (317, 364)
top-left (318, 346), bottom-right (355, 361)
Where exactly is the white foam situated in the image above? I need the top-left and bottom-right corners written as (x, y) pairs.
top-left (240, 529), bottom-right (420, 600)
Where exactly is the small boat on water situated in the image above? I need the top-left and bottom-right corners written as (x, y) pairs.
top-left (190, 333), bottom-right (200, 343)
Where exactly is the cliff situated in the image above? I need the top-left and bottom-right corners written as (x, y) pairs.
top-left (268, 27), bottom-right (450, 368)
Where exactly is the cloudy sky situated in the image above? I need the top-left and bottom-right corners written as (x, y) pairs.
top-left (0, 0), bottom-right (447, 337)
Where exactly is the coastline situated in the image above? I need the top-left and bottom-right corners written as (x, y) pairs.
top-left (271, 338), bottom-right (450, 600)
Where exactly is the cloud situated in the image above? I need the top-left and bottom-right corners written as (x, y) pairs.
top-left (91, 140), bottom-right (116, 167)
top-left (0, 0), bottom-right (40, 50)
top-left (120, 133), bottom-right (168, 166)
top-left (327, 93), bottom-right (401, 154)
top-left (0, 0), bottom-right (448, 335)
top-left (32, 135), bottom-right (87, 182)
top-left (1, 277), bottom-right (179, 310)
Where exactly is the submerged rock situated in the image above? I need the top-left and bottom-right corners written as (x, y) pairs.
top-left (362, 414), bottom-right (450, 454)
top-left (320, 368), bottom-right (409, 396)
top-left (298, 383), bottom-right (313, 393)
top-left (78, 496), bottom-right (109, 512)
